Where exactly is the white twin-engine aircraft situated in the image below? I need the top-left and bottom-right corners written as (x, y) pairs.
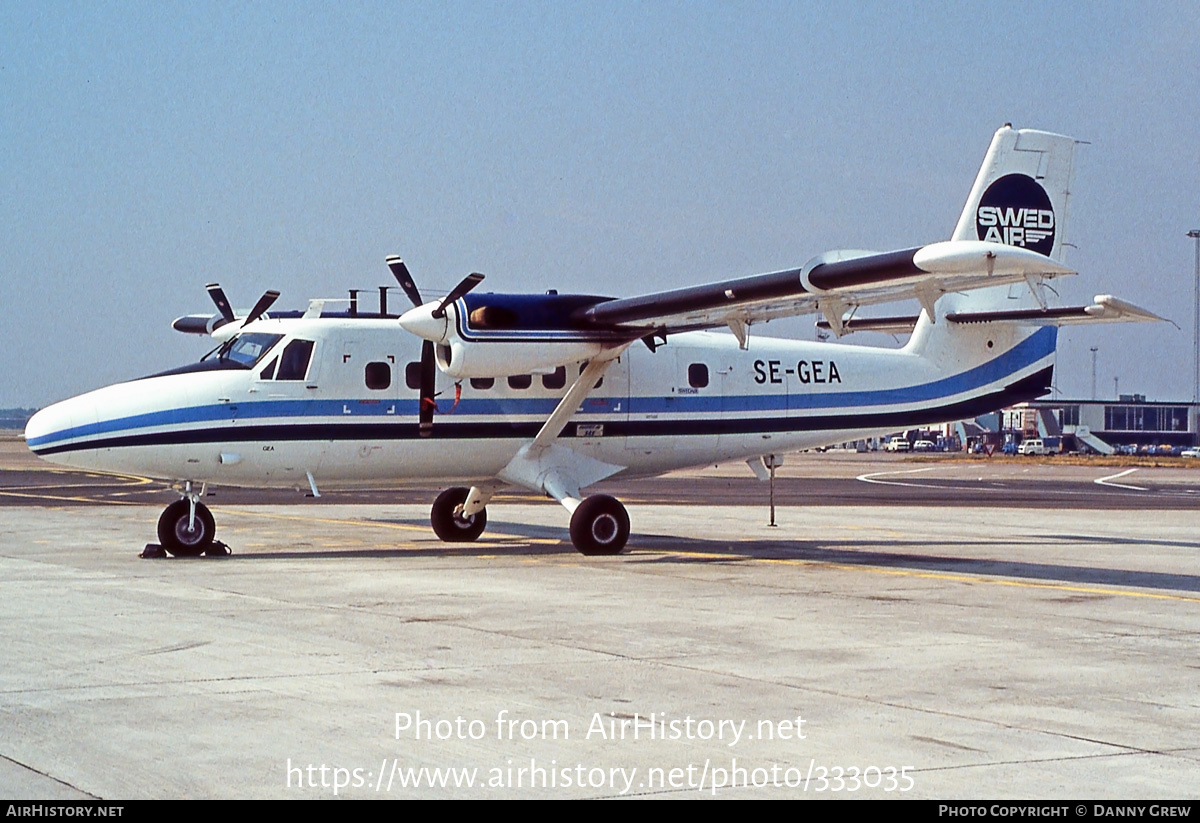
top-left (26, 126), bottom-right (1161, 557)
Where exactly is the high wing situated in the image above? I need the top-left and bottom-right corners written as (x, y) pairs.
top-left (401, 241), bottom-right (1161, 378)
top-left (573, 240), bottom-right (1074, 338)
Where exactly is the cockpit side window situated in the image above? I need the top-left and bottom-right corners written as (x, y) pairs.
top-left (214, 333), bottom-right (282, 367)
top-left (259, 357), bottom-right (278, 380)
top-left (276, 339), bottom-right (315, 381)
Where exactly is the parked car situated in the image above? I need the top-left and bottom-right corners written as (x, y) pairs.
top-left (1018, 439), bottom-right (1047, 456)
top-left (912, 440), bottom-right (937, 452)
top-left (1181, 448), bottom-right (1200, 458)
top-left (885, 437), bottom-right (910, 452)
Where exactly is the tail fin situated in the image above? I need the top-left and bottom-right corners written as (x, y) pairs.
top-left (934, 126), bottom-right (1077, 321)
top-left (951, 125), bottom-right (1076, 264)
top-left (908, 125), bottom-right (1076, 392)
top-left (905, 127), bottom-right (1157, 411)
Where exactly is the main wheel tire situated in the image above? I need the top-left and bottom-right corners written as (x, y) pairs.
top-left (431, 487), bottom-right (487, 543)
top-left (157, 500), bottom-right (216, 557)
top-left (569, 494), bottom-right (629, 556)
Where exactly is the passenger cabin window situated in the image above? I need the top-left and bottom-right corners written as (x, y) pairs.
top-left (542, 366), bottom-right (567, 390)
top-left (365, 362), bottom-right (391, 390)
top-left (276, 339), bottom-right (315, 381)
top-left (470, 377), bottom-right (494, 390)
top-left (579, 362), bottom-right (603, 388)
top-left (405, 362), bottom-right (422, 390)
top-left (688, 363), bottom-right (709, 389)
top-left (508, 374), bottom-right (532, 390)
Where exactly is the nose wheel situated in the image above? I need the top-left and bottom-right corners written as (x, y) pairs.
top-left (157, 499), bottom-right (216, 557)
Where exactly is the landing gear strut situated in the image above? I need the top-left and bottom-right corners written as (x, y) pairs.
top-left (430, 487), bottom-right (488, 542)
top-left (569, 494), bottom-right (629, 556)
top-left (157, 498), bottom-right (216, 557)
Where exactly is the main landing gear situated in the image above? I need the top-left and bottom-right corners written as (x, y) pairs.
top-left (569, 494), bottom-right (629, 556)
top-left (428, 486), bottom-right (629, 555)
top-left (430, 487), bottom-right (488, 543)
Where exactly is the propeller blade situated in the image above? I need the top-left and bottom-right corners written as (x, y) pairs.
top-left (432, 273), bottom-right (485, 319)
top-left (206, 283), bottom-right (235, 324)
top-left (242, 290), bottom-right (281, 327)
top-left (386, 255), bottom-right (424, 309)
top-left (419, 340), bottom-right (436, 437)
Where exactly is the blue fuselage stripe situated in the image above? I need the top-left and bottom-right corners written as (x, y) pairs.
top-left (28, 327), bottom-right (1055, 449)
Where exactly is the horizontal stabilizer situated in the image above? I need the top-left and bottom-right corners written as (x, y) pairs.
top-left (946, 294), bottom-right (1165, 326)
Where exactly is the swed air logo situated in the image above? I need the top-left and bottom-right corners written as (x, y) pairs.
top-left (975, 173), bottom-right (1055, 256)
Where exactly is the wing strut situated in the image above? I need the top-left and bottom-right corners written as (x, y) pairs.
top-left (529, 358), bottom-right (614, 451)
top-left (499, 353), bottom-right (628, 512)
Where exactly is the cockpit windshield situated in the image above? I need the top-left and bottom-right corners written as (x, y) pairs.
top-left (204, 333), bottom-right (282, 367)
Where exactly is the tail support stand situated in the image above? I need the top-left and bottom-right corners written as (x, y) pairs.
top-left (746, 454), bottom-right (783, 528)
top-left (767, 454), bottom-right (778, 528)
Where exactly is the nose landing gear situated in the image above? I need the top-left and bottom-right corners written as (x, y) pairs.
top-left (156, 484), bottom-right (216, 557)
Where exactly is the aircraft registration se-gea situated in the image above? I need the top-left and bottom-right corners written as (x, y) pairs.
top-left (25, 126), bottom-right (1161, 557)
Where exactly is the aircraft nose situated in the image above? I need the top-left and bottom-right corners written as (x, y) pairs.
top-left (24, 404), bottom-right (63, 449)
top-left (398, 302), bottom-right (450, 343)
top-left (24, 395), bottom-right (96, 460)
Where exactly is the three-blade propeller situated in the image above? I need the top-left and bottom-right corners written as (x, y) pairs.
top-left (387, 257), bottom-right (485, 323)
top-left (387, 256), bottom-right (485, 436)
top-left (197, 260), bottom-right (483, 438)
top-left (200, 284), bottom-right (280, 332)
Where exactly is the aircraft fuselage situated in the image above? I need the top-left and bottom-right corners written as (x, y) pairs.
top-left (26, 317), bottom-right (1055, 489)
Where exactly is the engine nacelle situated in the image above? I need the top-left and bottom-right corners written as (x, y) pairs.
top-left (435, 339), bottom-right (606, 379)
top-left (401, 291), bottom-right (628, 379)
top-left (172, 313), bottom-right (231, 336)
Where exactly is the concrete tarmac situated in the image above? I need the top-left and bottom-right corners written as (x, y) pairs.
top-left (2, 446), bottom-right (1199, 798)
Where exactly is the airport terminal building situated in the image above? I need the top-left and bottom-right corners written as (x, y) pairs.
top-left (1002, 396), bottom-right (1199, 453)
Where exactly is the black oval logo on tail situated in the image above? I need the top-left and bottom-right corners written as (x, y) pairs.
top-left (975, 173), bottom-right (1055, 256)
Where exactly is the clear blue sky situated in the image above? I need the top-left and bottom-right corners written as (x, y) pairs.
top-left (3, 1), bottom-right (1198, 406)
